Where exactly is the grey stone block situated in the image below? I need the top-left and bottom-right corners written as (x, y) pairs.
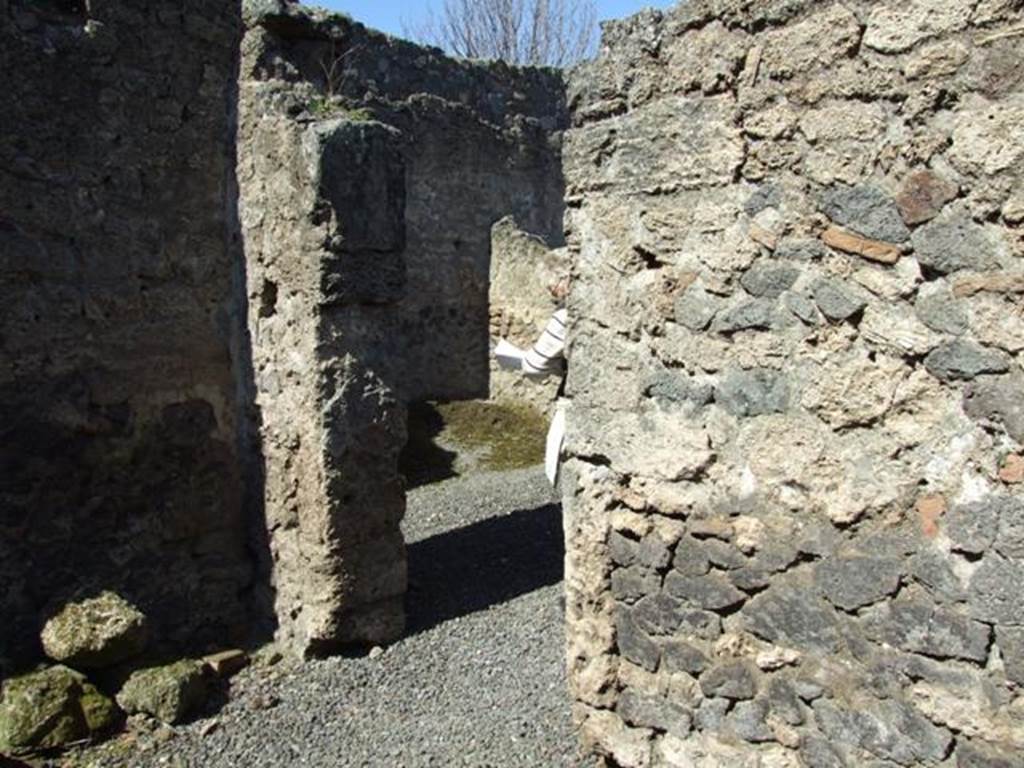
top-left (700, 660), bottom-right (758, 700)
top-left (741, 261), bottom-right (801, 299)
top-left (996, 626), bottom-right (1024, 686)
top-left (694, 697), bottom-right (730, 731)
top-left (672, 537), bottom-right (712, 576)
top-left (861, 596), bottom-right (991, 662)
top-left (968, 555), bottom-right (1024, 625)
top-left (925, 341), bottom-right (1010, 382)
top-left (957, 740), bottom-right (1021, 768)
top-left (616, 606), bottom-right (661, 672)
top-left (703, 539), bottom-right (747, 570)
top-left (991, 493), bottom-right (1024, 561)
top-left (813, 698), bottom-right (953, 766)
top-left (744, 183), bottom-right (782, 216)
top-left (777, 238), bottom-right (829, 261)
top-left (800, 735), bottom-right (848, 768)
top-left (713, 298), bottom-right (776, 333)
top-left (727, 698), bottom-right (773, 742)
top-left (631, 594), bottom-right (688, 637)
top-left (675, 285), bottom-right (721, 331)
top-left (947, 499), bottom-right (999, 554)
top-left (729, 566), bottom-right (772, 592)
top-left (963, 374), bottom-right (1024, 442)
top-left (664, 571), bottom-right (748, 611)
top-left (812, 278), bottom-right (867, 322)
top-left (644, 372), bottom-right (714, 407)
top-left (716, 367), bottom-right (790, 417)
top-left (618, 690), bottom-right (692, 738)
top-left (609, 532), bottom-right (640, 567)
top-left (793, 679), bottom-right (825, 701)
top-left (632, 594), bottom-right (723, 641)
top-left (908, 550), bottom-right (966, 602)
top-left (783, 291), bottom-right (823, 326)
top-left (767, 677), bottom-right (805, 726)
top-left (814, 555), bottom-right (902, 611)
top-left (752, 541), bottom-right (801, 573)
top-left (819, 184), bottom-right (911, 243)
top-left (638, 533), bottom-right (673, 570)
top-left (661, 640), bottom-right (710, 675)
top-left (612, 566), bottom-right (661, 603)
top-left (674, 608), bottom-right (724, 642)
top-left (915, 290), bottom-right (968, 336)
top-left (742, 584), bottom-right (843, 653)
top-left (912, 211), bottom-right (1000, 275)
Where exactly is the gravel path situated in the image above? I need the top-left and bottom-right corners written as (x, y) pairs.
top-left (70, 466), bottom-right (589, 768)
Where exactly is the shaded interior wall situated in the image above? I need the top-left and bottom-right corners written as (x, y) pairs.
top-left (237, 1), bottom-right (566, 656)
top-left (562, 2), bottom-right (1024, 766)
top-left (0, 0), bottom-right (255, 670)
top-left (396, 100), bottom-right (567, 402)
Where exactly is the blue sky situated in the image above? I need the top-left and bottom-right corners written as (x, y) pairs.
top-left (316, 0), bottom-right (675, 39)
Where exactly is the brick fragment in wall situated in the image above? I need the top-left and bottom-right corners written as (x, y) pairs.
top-left (896, 170), bottom-right (959, 226)
top-left (821, 225), bottom-right (902, 265)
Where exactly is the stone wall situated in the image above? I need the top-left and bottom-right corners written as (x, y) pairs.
top-left (0, 0), bottom-right (255, 670)
top-left (238, 1), bottom-right (567, 655)
top-left (562, 2), bottom-right (1024, 765)
top-left (489, 216), bottom-right (570, 411)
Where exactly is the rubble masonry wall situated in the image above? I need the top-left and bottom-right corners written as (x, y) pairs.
top-left (561, 2), bottom-right (1024, 765)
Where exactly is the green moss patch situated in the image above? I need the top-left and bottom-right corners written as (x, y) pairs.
top-left (401, 400), bottom-right (548, 486)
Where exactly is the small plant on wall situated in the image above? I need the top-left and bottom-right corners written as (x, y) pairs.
top-left (307, 39), bottom-right (373, 119)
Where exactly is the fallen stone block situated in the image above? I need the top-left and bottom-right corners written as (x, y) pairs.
top-left (116, 660), bottom-right (207, 725)
top-left (41, 592), bottom-right (148, 671)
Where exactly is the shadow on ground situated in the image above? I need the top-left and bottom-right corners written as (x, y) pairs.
top-left (406, 502), bottom-right (564, 634)
top-left (400, 401), bottom-right (459, 489)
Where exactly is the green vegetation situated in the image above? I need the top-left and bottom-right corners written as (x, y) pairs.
top-left (401, 400), bottom-right (548, 486)
top-left (439, 400), bottom-right (547, 471)
top-left (307, 98), bottom-right (374, 122)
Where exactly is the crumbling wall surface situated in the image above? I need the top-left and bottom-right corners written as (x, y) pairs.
top-left (562, 2), bottom-right (1024, 765)
top-left (0, 0), bottom-right (255, 669)
top-left (237, 1), bottom-right (565, 655)
top-left (489, 217), bottom-right (570, 411)
top-left (241, 0), bottom-right (567, 403)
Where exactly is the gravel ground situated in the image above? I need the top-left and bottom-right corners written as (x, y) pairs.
top-left (65, 465), bottom-right (589, 768)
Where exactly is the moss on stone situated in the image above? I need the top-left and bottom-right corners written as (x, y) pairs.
top-left (78, 684), bottom-right (120, 735)
top-left (0, 666), bottom-right (90, 754)
top-left (115, 660), bottom-right (206, 725)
